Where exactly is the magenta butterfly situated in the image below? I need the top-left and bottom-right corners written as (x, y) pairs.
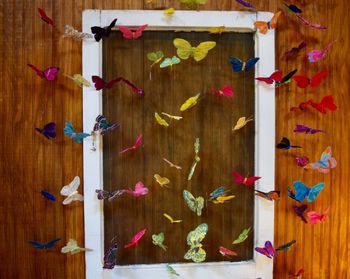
top-left (27, 64), bottom-right (59, 81)
top-left (118, 24), bottom-right (148, 39)
top-left (255, 241), bottom-right (276, 258)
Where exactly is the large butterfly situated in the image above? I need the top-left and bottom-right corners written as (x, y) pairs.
top-left (91, 18), bottom-right (117, 42)
top-left (28, 238), bottom-right (61, 249)
top-left (91, 75), bottom-right (144, 95)
top-left (124, 229), bottom-right (146, 249)
top-left (103, 242), bottom-right (118, 269)
top-left (27, 64), bottom-right (59, 81)
top-left (118, 24), bottom-right (148, 39)
top-left (184, 223), bottom-right (208, 263)
top-left (304, 146), bottom-right (337, 173)
top-left (232, 172), bottom-right (261, 186)
top-left (291, 181), bottom-right (325, 202)
top-left (173, 38), bottom-right (216, 62)
top-left (35, 122), bottom-right (56, 139)
top-left (93, 115), bottom-right (120, 135)
top-left (255, 241), bottom-right (276, 258)
top-left (60, 176), bottom-right (84, 205)
top-left (228, 57), bottom-right (259, 72)
top-left (183, 190), bottom-right (204, 216)
top-left (64, 121), bottom-right (90, 143)
top-left (254, 11), bottom-right (282, 34)
top-left (292, 70), bottom-right (328, 88)
top-left (256, 69), bottom-right (297, 87)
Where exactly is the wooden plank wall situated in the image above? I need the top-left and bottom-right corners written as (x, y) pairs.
top-left (0, 0), bottom-right (348, 278)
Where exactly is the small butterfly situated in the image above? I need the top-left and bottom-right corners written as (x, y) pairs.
top-left (95, 189), bottom-right (125, 201)
top-left (166, 264), bottom-right (180, 276)
top-left (152, 232), bottom-right (167, 251)
top-left (64, 74), bottom-right (91, 87)
top-left (91, 18), bottom-right (117, 42)
top-left (92, 75), bottom-right (144, 95)
top-left (38, 8), bottom-right (55, 27)
top-left (63, 25), bottom-right (93, 41)
top-left (64, 121), bottom-right (90, 143)
top-left (294, 268), bottom-right (305, 278)
top-left (291, 181), bottom-right (325, 202)
top-left (308, 41), bottom-right (335, 62)
top-left (255, 190), bottom-right (280, 201)
top-left (154, 174), bottom-right (170, 188)
top-left (125, 181), bottom-right (149, 197)
top-left (118, 24), bottom-right (148, 39)
top-left (180, 94), bottom-right (201, 112)
top-left (276, 137), bottom-right (302, 150)
top-left (164, 8), bottom-right (175, 15)
top-left (119, 134), bottom-right (142, 154)
top-left (276, 239), bottom-right (296, 251)
top-left (183, 190), bottom-right (204, 216)
top-left (163, 158), bottom-right (182, 169)
top-left (173, 38), bottom-right (216, 62)
top-left (235, 0), bottom-right (256, 10)
top-left (292, 70), bottom-right (329, 88)
top-left (296, 15), bottom-right (327, 30)
top-left (285, 42), bottom-right (307, 59)
top-left (232, 116), bottom-right (253, 131)
top-left (219, 246), bottom-right (238, 258)
top-left (293, 204), bottom-right (308, 223)
top-left (283, 2), bottom-right (302, 13)
top-left (188, 138), bottom-right (200, 180)
top-left (232, 227), bottom-right (251, 244)
top-left (177, 0), bottom-right (207, 9)
top-left (307, 207), bottom-right (330, 224)
top-left (304, 146), bottom-right (337, 173)
top-left (232, 172), bottom-right (261, 186)
top-left (93, 115), bottom-right (120, 135)
top-left (255, 241), bottom-right (276, 258)
top-left (103, 242), bottom-right (118, 269)
top-left (28, 238), bottom-right (61, 249)
top-left (295, 156), bottom-right (309, 167)
top-left (35, 122), bottom-right (56, 139)
top-left (163, 213), bottom-right (182, 223)
top-left (124, 229), bottom-right (146, 249)
top-left (212, 195), bottom-right (235, 204)
top-left (228, 57), bottom-right (259, 72)
top-left (40, 190), bottom-right (56, 202)
top-left (155, 112), bottom-right (169, 127)
top-left (147, 51), bottom-right (164, 67)
top-left (294, 124), bottom-right (325, 134)
top-left (254, 11), bottom-right (282, 34)
top-left (161, 112), bottom-right (183, 120)
top-left (290, 100), bottom-right (314, 112)
top-left (184, 223), bottom-right (208, 263)
top-left (210, 85), bottom-right (234, 97)
top-left (208, 26), bottom-right (226, 34)
top-left (61, 239), bottom-right (91, 254)
top-left (160, 56), bottom-right (181, 68)
top-left (27, 64), bottom-right (59, 81)
top-left (256, 69), bottom-right (297, 87)
top-left (60, 176), bottom-right (84, 205)
top-left (209, 186), bottom-right (227, 200)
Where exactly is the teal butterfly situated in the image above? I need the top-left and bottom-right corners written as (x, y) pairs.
top-left (64, 121), bottom-right (90, 143)
top-left (160, 56), bottom-right (181, 68)
top-left (184, 223), bottom-right (208, 263)
top-left (293, 181), bottom-right (325, 202)
top-left (183, 190), bottom-right (204, 216)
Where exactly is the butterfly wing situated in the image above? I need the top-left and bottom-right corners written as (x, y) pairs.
top-left (180, 93), bottom-right (200, 111)
top-left (92, 75), bottom-right (107, 90)
top-left (91, 26), bottom-right (105, 42)
top-left (228, 57), bottom-right (244, 72)
top-left (255, 247), bottom-right (271, 258)
top-left (245, 176), bottom-right (261, 185)
top-left (44, 238), bottom-right (61, 249)
top-left (28, 241), bottom-right (45, 249)
top-left (186, 224), bottom-right (208, 250)
top-left (42, 122), bottom-right (56, 139)
top-left (244, 57), bottom-right (260, 72)
top-left (133, 181), bottom-right (149, 196)
top-left (276, 137), bottom-right (291, 149)
top-left (308, 50), bottom-right (323, 62)
top-left (103, 243), bottom-right (118, 269)
top-left (221, 85), bottom-right (234, 97)
top-left (133, 24), bottom-right (148, 39)
top-left (232, 171), bottom-right (245, 184)
top-left (173, 38), bottom-right (193, 60)
top-left (193, 41), bottom-right (216, 61)
top-left (43, 67), bottom-right (59, 81)
top-left (270, 11), bottom-right (282, 29)
top-left (293, 181), bottom-right (310, 202)
top-left (235, 0), bottom-right (256, 9)
top-left (296, 15), bottom-right (327, 29)
top-left (38, 8), bottom-right (54, 26)
top-left (95, 189), bottom-right (111, 200)
top-left (60, 176), bottom-right (80, 196)
top-left (280, 69), bottom-right (297, 84)
top-left (183, 190), bottom-right (196, 213)
top-left (307, 182), bottom-right (325, 202)
top-left (310, 70), bottom-right (328, 88)
top-left (264, 241), bottom-right (276, 257)
top-left (254, 21), bottom-right (268, 34)
top-left (293, 75), bottom-right (310, 88)
top-left (118, 26), bottom-right (134, 39)
top-left (210, 186), bottom-right (226, 199)
top-left (155, 112), bottom-right (169, 127)
top-left (63, 193), bottom-right (84, 205)
top-left (105, 18), bottom-right (118, 36)
top-left (293, 204), bottom-right (308, 223)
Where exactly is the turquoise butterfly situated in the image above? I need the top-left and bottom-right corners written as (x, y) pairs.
top-left (160, 56), bottom-right (181, 68)
top-left (293, 181), bottom-right (325, 202)
top-left (184, 223), bottom-right (208, 263)
top-left (64, 121), bottom-right (90, 143)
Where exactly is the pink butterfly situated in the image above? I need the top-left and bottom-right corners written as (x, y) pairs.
top-left (27, 64), bottom-right (59, 81)
top-left (124, 229), bottom-right (146, 249)
top-left (125, 182), bottom-right (149, 197)
top-left (118, 24), bottom-right (148, 39)
top-left (210, 85), bottom-right (234, 97)
top-left (232, 171), bottom-right (261, 186)
top-left (307, 41), bottom-right (335, 62)
top-left (219, 246), bottom-right (237, 258)
top-left (255, 241), bottom-right (276, 258)
top-left (296, 15), bottom-right (327, 30)
top-left (119, 134), bottom-right (143, 154)
top-left (307, 207), bottom-right (329, 224)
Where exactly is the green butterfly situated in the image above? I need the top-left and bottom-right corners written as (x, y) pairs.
top-left (160, 56), bottom-right (181, 68)
top-left (152, 232), bottom-right (167, 251)
top-left (184, 223), bottom-right (208, 263)
top-left (188, 138), bottom-right (200, 180)
top-left (147, 51), bottom-right (164, 67)
top-left (183, 190), bottom-right (204, 216)
top-left (232, 227), bottom-right (251, 244)
top-left (276, 239), bottom-right (296, 251)
top-left (166, 264), bottom-right (180, 276)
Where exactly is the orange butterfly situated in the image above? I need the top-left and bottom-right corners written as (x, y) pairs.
top-left (254, 11), bottom-right (282, 34)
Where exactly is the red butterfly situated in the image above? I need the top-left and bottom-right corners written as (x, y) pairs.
top-left (124, 229), bottom-right (146, 249)
top-left (292, 70), bottom-right (328, 88)
top-left (290, 95), bottom-right (336, 113)
top-left (256, 69), bottom-right (297, 87)
top-left (92, 76), bottom-right (144, 95)
top-left (38, 8), bottom-right (55, 27)
top-left (232, 172), bottom-right (261, 186)
top-left (27, 64), bottom-right (59, 81)
top-left (119, 134), bottom-right (143, 154)
top-left (118, 24), bottom-right (148, 39)
top-left (210, 85), bottom-right (234, 97)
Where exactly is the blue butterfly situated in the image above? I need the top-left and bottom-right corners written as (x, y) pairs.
top-left (209, 186), bottom-right (226, 200)
top-left (292, 181), bottom-right (325, 202)
top-left (228, 57), bottom-right (260, 72)
top-left (64, 121), bottom-right (90, 143)
top-left (40, 190), bottom-right (56, 202)
top-left (28, 238), bottom-right (61, 249)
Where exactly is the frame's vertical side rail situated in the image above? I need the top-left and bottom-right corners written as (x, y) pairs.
top-left (83, 9), bottom-right (104, 279)
top-left (254, 13), bottom-right (276, 279)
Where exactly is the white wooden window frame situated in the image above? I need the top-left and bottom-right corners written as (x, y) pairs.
top-left (82, 10), bottom-right (275, 279)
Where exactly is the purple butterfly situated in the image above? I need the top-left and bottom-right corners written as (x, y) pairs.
top-left (296, 15), bottom-right (327, 30)
top-left (235, 0), bottom-right (256, 10)
top-left (93, 115), bottom-right (120, 135)
top-left (103, 242), bottom-right (118, 269)
top-left (294, 124), bottom-right (325, 134)
top-left (35, 122), bottom-right (57, 139)
top-left (95, 189), bottom-right (125, 202)
top-left (255, 241), bottom-right (276, 258)
top-left (285, 41), bottom-right (306, 59)
top-left (293, 204), bottom-right (308, 223)
top-left (295, 156), bottom-right (309, 167)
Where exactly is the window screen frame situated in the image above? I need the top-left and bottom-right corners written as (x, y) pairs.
top-left (82, 10), bottom-right (275, 279)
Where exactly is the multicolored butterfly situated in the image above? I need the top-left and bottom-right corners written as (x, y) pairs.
top-left (35, 122), bottom-right (56, 139)
top-left (180, 94), bottom-right (201, 112)
top-left (292, 70), bottom-right (328, 88)
top-left (219, 246), bottom-right (238, 258)
top-left (155, 112), bottom-right (169, 127)
top-left (27, 64), bottom-right (59, 81)
top-left (228, 57), bottom-right (260, 72)
top-left (40, 190), bottom-right (56, 202)
top-left (307, 207), bottom-right (330, 224)
top-left (295, 156), bottom-right (309, 167)
top-left (92, 75), bottom-right (144, 95)
top-left (232, 172), bottom-right (261, 186)
top-left (256, 69), bottom-right (297, 87)
top-left (160, 56), bottom-right (181, 68)
top-left (188, 138), bottom-right (200, 180)
top-left (91, 18), bottom-right (117, 42)
top-left (154, 174), bottom-right (170, 188)
top-left (276, 239), bottom-right (296, 251)
top-left (210, 85), bottom-right (234, 97)
top-left (232, 116), bottom-right (253, 131)
top-left (38, 8), bottom-right (55, 27)
top-left (291, 181), bottom-right (325, 202)
top-left (304, 146), bottom-right (337, 173)
top-left (60, 176), bottom-right (84, 205)
top-left (254, 11), bottom-right (282, 34)
top-left (255, 241), bottom-right (276, 258)
top-left (118, 24), bottom-right (148, 39)
top-left (124, 229), bottom-right (146, 249)
top-left (93, 115), bottom-right (120, 135)
top-left (308, 41), bottom-right (335, 62)
top-left (294, 124), bottom-right (325, 134)
top-left (28, 238), bottom-right (61, 249)
top-left (103, 242), bottom-right (118, 269)
top-left (163, 213), bottom-right (182, 223)
top-left (64, 74), bottom-right (91, 87)
top-left (276, 137), bottom-right (302, 150)
top-left (232, 227), bottom-right (251, 244)
top-left (152, 232), bottom-right (167, 251)
top-left (119, 134), bottom-right (142, 154)
top-left (255, 190), bottom-right (280, 201)
top-left (125, 181), bottom-right (149, 197)
top-left (235, 0), bottom-right (256, 10)
top-left (296, 15), bottom-right (327, 30)
top-left (64, 121), bottom-right (90, 143)
top-left (95, 189), bottom-right (125, 201)
top-left (183, 190), bottom-right (204, 216)
top-left (173, 38), bottom-right (216, 62)
top-left (63, 25), bottom-right (93, 41)
top-left (61, 239), bottom-right (91, 254)
top-left (285, 42), bottom-right (307, 59)
top-left (163, 158), bottom-right (182, 170)
top-left (184, 223), bottom-right (208, 263)
top-left (293, 204), bottom-right (308, 223)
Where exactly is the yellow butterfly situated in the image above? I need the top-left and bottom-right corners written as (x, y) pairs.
top-left (178, 0), bottom-right (207, 8)
top-left (232, 116), bottom-right (253, 131)
top-left (155, 112), bottom-right (169, 127)
top-left (208, 26), bottom-right (226, 34)
top-left (154, 174), bottom-right (170, 187)
top-left (184, 223), bottom-right (208, 263)
top-left (163, 213), bottom-right (182, 223)
top-left (183, 190), bottom-right (204, 216)
top-left (61, 239), bottom-right (92, 254)
top-left (161, 112), bottom-right (183, 120)
top-left (212, 195), bottom-right (236, 204)
top-left (180, 93), bottom-right (200, 112)
top-left (164, 8), bottom-right (175, 15)
top-left (173, 38), bottom-right (216, 62)
top-left (65, 74), bottom-right (91, 87)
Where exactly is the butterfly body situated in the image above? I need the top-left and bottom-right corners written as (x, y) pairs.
top-left (183, 190), bottom-right (204, 216)
top-left (304, 146), bottom-right (336, 173)
top-left (28, 238), bottom-right (61, 249)
top-left (124, 229), bottom-right (146, 249)
top-left (60, 176), bottom-right (84, 205)
top-left (184, 223), bottom-right (208, 263)
top-left (35, 122), bottom-right (56, 139)
top-left (64, 121), bottom-right (90, 143)
top-left (118, 24), bottom-right (148, 39)
top-left (276, 137), bottom-right (302, 150)
top-left (40, 190), bottom-right (56, 202)
top-left (292, 181), bottom-right (325, 202)
top-left (91, 18), bottom-right (117, 41)
top-left (229, 57), bottom-right (259, 72)
top-left (255, 241), bottom-right (276, 258)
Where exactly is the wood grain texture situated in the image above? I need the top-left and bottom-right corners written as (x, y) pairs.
top-left (0, 0), bottom-right (348, 278)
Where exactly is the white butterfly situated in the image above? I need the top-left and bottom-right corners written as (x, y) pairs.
top-left (60, 176), bottom-right (84, 205)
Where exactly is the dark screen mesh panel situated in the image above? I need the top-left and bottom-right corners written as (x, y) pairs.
top-left (102, 30), bottom-right (255, 265)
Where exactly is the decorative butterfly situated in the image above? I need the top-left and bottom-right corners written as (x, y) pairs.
top-left (93, 115), bottom-right (119, 135)
top-left (228, 57), bottom-right (260, 72)
top-left (92, 75), bottom-right (144, 95)
top-left (285, 42), bottom-right (307, 59)
top-left (283, 2), bottom-right (302, 13)
top-left (61, 239), bottom-right (91, 254)
top-left (28, 238), bottom-right (61, 249)
top-left (38, 8), bottom-right (55, 27)
top-left (177, 0), bottom-right (207, 9)
top-left (294, 124), bottom-right (325, 134)
top-left (232, 172), bottom-right (261, 186)
top-left (293, 204), bottom-right (308, 223)
top-left (119, 134), bottom-right (142, 154)
top-left (64, 74), bottom-right (91, 87)
top-left (118, 24), bottom-right (148, 39)
top-left (304, 146), bottom-right (337, 173)
top-left (164, 8), bottom-right (175, 15)
top-left (40, 190), bottom-right (56, 202)
top-left (166, 264), bottom-right (180, 276)
top-left (163, 213), bottom-right (182, 223)
top-left (180, 94), bottom-right (201, 112)
top-left (212, 195), bottom-right (235, 204)
top-left (290, 95), bottom-right (337, 113)
top-left (255, 190), bottom-right (280, 201)
top-left (208, 26), bottom-right (226, 34)
top-left (184, 223), bottom-right (208, 263)
top-left (163, 158), bottom-right (182, 170)
top-left (256, 69), bottom-right (297, 87)
top-left (276, 239), bottom-right (296, 251)
top-left (147, 51), bottom-right (164, 68)
top-left (95, 189), bottom-right (125, 201)
top-left (91, 18), bottom-right (117, 42)
top-left (296, 15), bottom-right (327, 30)
top-left (307, 207), bottom-right (330, 224)
top-left (209, 186), bottom-right (227, 200)
top-left (35, 122), bottom-right (56, 139)
top-left (235, 0), bottom-right (256, 10)
top-left (276, 137), bottom-right (302, 150)
top-left (60, 176), bottom-right (84, 205)
top-left (219, 246), bottom-right (238, 258)
top-left (308, 41), bottom-right (335, 62)
top-left (232, 227), bottom-right (251, 244)
top-left (155, 112), bottom-right (169, 127)
top-left (183, 190), bottom-right (204, 216)
top-left (125, 181), bottom-right (149, 197)
top-left (103, 242), bottom-right (118, 269)
top-left (295, 156), bottom-right (309, 167)
top-left (254, 11), bottom-right (282, 34)
top-left (64, 121), bottom-right (90, 143)
top-left (124, 229), bottom-right (146, 249)
top-left (210, 85), bottom-right (234, 97)
top-left (232, 116), bottom-right (253, 131)
top-left (160, 56), bottom-right (181, 68)
top-left (291, 181), bottom-right (325, 202)
top-left (152, 232), bottom-right (167, 251)
top-left (188, 138), bottom-right (200, 180)
top-left (292, 70), bottom-right (328, 88)
top-left (27, 64), bottom-right (59, 81)
top-left (173, 38), bottom-right (216, 62)
top-left (255, 241), bottom-right (276, 258)
top-left (63, 25), bottom-right (93, 41)
top-left (294, 268), bottom-right (305, 278)
top-left (161, 112), bottom-right (183, 120)
top-left (154, 174), bottom-right (170, 188)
